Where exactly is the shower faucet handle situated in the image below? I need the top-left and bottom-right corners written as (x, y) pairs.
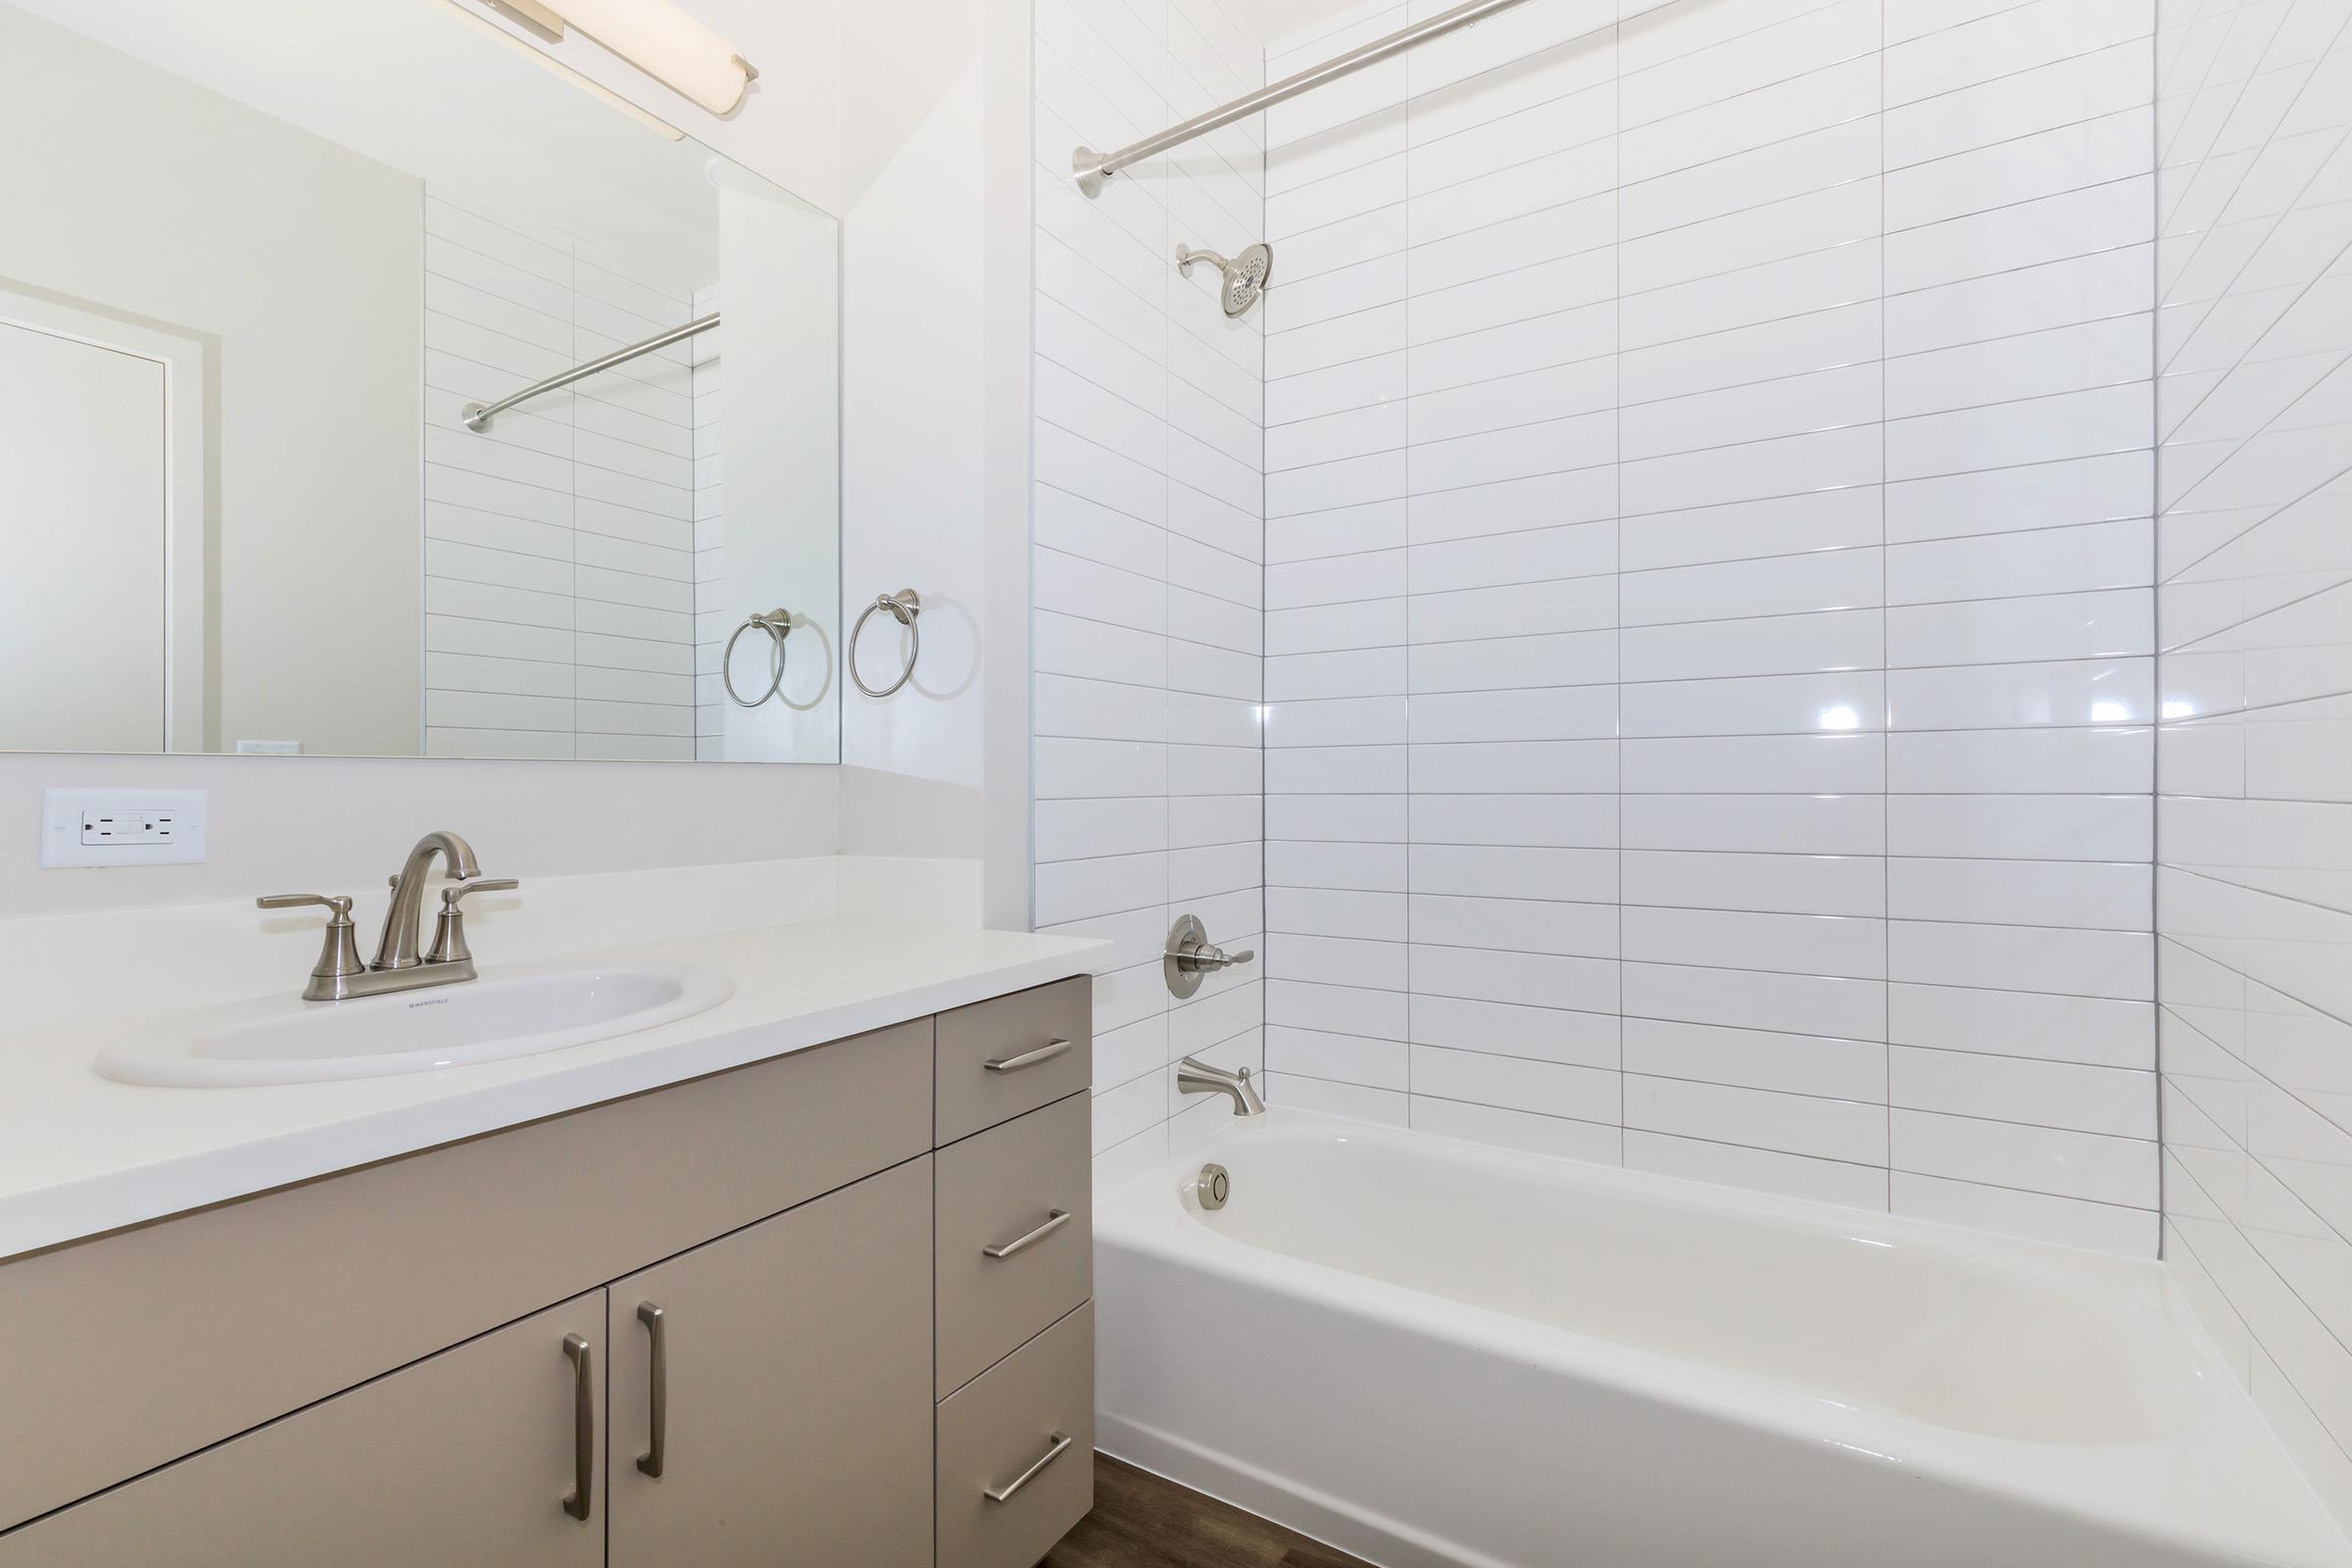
top-left (1164, 913), bottom-right (1256, 998)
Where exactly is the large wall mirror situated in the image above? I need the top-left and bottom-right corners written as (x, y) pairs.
top-left (0, 0), bottom-right (841, 763)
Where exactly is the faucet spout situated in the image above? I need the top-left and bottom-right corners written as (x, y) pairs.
top-left (373, 831), bottom-right (482, 970)
top-left (1177, 1055), bottom-right (1266, 1117)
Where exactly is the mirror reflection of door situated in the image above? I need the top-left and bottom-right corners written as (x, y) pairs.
top-left (0, 318), bottom-right (166, 752)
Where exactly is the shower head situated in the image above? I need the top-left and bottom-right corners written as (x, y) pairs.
top-left (1176, 241), bottom-right (1273, 318)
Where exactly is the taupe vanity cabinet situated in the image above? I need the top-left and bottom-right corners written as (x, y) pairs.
top-left (0, 976), bottom-right (1095, 1568)
top-left (0, 1292), bottom-right (612, 1568)
top-left (606, 1158), bottom-right (935, 1568)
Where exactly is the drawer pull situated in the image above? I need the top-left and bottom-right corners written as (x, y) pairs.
top-left (636, 1301), bottom-right (667, 1479)
top-left (562, 1333), bottom-right (595, 1522)
top-left (982, 1207), bottom-right (1072, 1259)
top-left (984, 1037), bottom-right (1072, 1073)
top-left (983, 1432), bottom-right (1074, 1504)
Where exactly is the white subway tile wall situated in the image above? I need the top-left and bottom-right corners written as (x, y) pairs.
top-left (2154, 0), bottom-right (2352, 1528)
top-left (1033, 0), bottom-right (1270, 1190)
top-left (1253, 0), bottom-right (2161, 1250)
top-left (422, 192), bottom-right (705, 761)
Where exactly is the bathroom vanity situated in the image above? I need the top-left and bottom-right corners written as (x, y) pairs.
top-left (0, 927), bottom-right (1101, 1568)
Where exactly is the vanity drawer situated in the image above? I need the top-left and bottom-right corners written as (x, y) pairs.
top-left (0, 1019), bottom-right (930, 1536)
top-left (934, 977), bottom-right (1092, 1146)
top-left (935, 1302), bottom-right (1094, 1568)
top-left (934, 1092), bottom-right (1091, 1397)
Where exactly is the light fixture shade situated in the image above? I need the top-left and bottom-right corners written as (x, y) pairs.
top-left (429, 0), bottom-right (686, 139)
top-left (545, 0), bottom-right (756, 117)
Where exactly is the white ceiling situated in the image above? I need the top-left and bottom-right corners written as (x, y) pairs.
top-left (4, 0), bottom-right (818, 288)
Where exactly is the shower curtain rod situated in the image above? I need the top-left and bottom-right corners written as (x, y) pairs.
top-left (1072, 0), bottom-right (1566, 198)
top-left (460, 312), bottom-right (719, 432)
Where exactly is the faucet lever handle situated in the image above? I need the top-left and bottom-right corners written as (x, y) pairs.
top-left (443, 878), bottom-right (520, 908)
top-left (257, 895), bottom-right (367, 995)
top-left (426, 878), bottom-right (518, 966)
top-left (258, 893), bottom-right (354, 917)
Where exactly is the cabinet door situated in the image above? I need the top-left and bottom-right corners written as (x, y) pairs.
top-left (609, 1156), bottom-right (933, 1568)
top-left (0, 1293), bottom-right (606, 1567)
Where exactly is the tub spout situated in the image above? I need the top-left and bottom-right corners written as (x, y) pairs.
top-left (1177, 1055), bottom-right (1265, 1116)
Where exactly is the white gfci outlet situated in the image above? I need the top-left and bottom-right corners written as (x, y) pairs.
top-left (41, 789), bottom-right (208, 868)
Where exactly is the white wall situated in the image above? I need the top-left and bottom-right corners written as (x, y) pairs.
top-left (0, 753), bottom-right (839, 920)
top-left (836, 0), bottom-right (1048, 917)
top-left (1032, 0), bottom-right (1271, 1190)
top-left (2154, 0), bottom-right (2352, 1527)
top-left (1253, 0), bottom-right (2161, 1251)
top-left (0, 6), bottom-right (422, 759)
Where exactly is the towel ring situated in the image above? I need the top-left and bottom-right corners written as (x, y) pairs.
top-left (722, 609), bottom-right (794, 708)
top-left (849, 589), bottom-right (922, 698)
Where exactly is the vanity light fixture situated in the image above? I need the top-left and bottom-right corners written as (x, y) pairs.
top-left (469, 0), bottom-right (759, 118)
top-left (428, 0), bottom-right (685, 140)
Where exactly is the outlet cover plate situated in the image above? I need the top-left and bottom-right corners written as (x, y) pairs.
top-left (41, 789), bottom-right (209, 868)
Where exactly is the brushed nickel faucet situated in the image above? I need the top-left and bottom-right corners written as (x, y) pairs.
top-left (1177, 1055), bottom-right (1265, 1117)
top-left (259, 831), bottom-right (517, 1002)
top-left (374, 830), bottom-right (481, 970)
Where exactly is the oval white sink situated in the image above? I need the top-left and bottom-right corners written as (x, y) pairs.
top-left (95, 962), bottom-right (736, 1088)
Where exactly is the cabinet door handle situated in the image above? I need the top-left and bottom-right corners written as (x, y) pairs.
top-left (982, 1208), bottom-right (1072, 1259)
top-left (636, 1302), bottom-right (667, 1479)
top-left (984, 1038), bottom-right (1071, 1073)
top-left (983, 1432), bottom-right (1074, 1503)
top-left (562, 1333), bottom-right (595, 1522)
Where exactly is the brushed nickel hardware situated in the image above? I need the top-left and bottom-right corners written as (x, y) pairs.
top-left (1178, 1055), bottom-right (1265, 1117)
top-left (260, 832), bottom-right (517, 1002)
top-left (463, 314), bottom-right (719, 432)
top-left (1074, 0), bottom-right (1545, 198)
top-left (450, 0), bottom-right (760, 118)
top-left (983, 1432), bottom-right (1074, 1504)
top-left (426, 878), bottom-right (518, 965)
top-left (1198, 1162), bottom-right (1231, 1210)
top-left (1164, 913), bottom-right (1256, 999)
top-left (636, 1301), bottom-right (667, 1479)
top-left (983, 1038), bottom-right (1072, 1073)
top-left (849, 589), bottom-right (922, 698)
top-left (255, 894), bottom-right (367, 998)
top-left (1177, 241), bottom-right (1273, 318)
top-left (982, 1208), bottom-right (1071, 1260)
top-left (720, 609), bottom-right (794, 708)
top-left (562, 1332), bottom-right (595, 1522)
top-left (377, 831), bottom-right (482, 970)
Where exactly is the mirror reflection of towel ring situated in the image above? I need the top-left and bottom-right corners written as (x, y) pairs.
top-left (850, 590), bottom-right (922, 699)
top-left (722, 609), bottom-right (794, 708)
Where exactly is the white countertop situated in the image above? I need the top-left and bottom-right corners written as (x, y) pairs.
top-left (0, 918), bottom-right (1106, 1261)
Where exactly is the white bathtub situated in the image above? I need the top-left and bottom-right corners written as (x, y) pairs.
top-left (1095, 1110), bottom-right (2349, 1568)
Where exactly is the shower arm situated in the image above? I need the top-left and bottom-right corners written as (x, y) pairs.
top-left (1072, 0), bottom-right (1561, 197)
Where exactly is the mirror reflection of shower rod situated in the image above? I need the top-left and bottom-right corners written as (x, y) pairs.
top-left (461, 313), bottom-right (719, 432)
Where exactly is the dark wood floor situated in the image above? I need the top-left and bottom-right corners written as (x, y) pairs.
top-left (1044, 1453), bottom-right (1377, 1568)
